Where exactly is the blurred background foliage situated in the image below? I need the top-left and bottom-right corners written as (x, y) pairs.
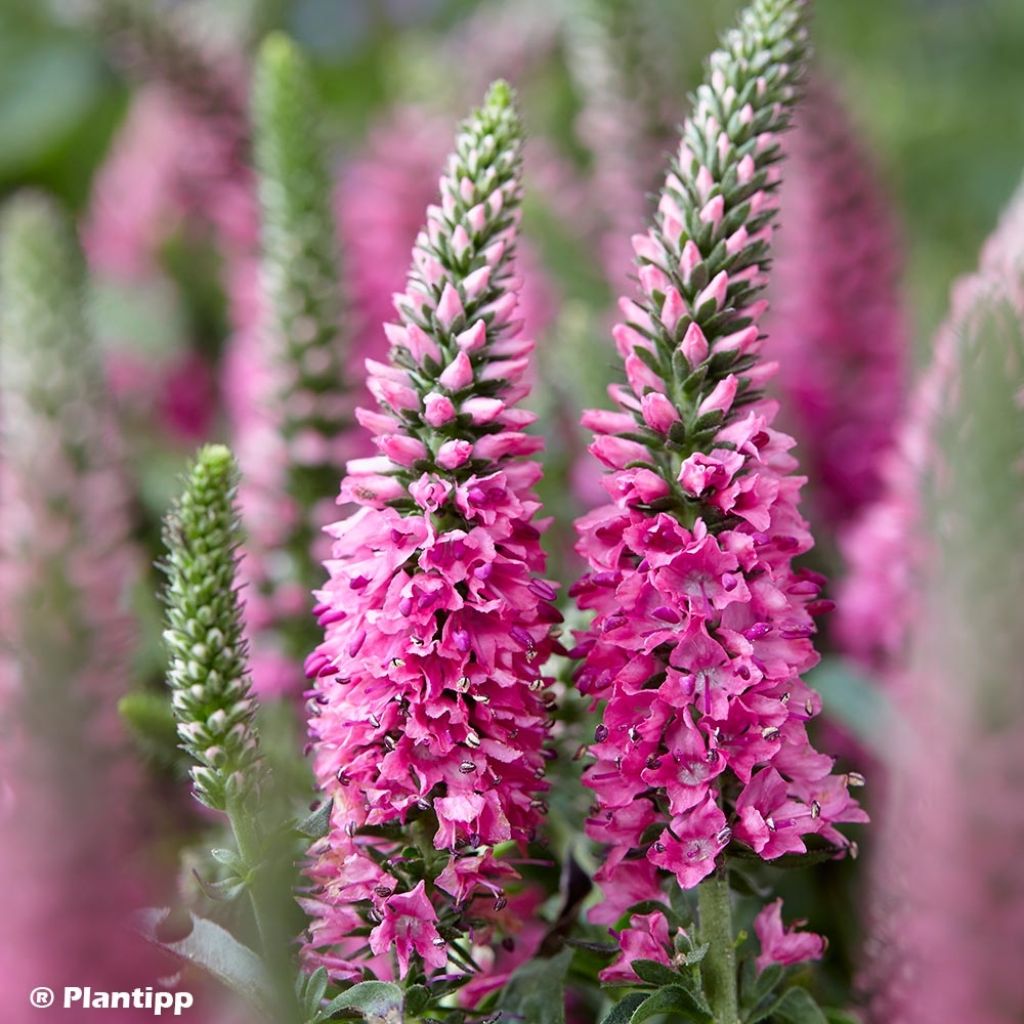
top-left (2, 0), bottom-right (1023, 350)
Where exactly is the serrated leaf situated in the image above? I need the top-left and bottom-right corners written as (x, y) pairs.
top-left (770, 987), bottom-right (829, 1024)
top-left (136, 908), bottom-right (273, 1012)
top-left (497, 947), bottom-right (574, 1024)
top-left (321, 981), bottom-right (404, 1023)
top-left (600, 993), bottom-right (647, 1024)
top-left (631, 985), bottom-right (712, 1022)
top-left (296, 800), bottom-right (332, 839)
top-left (632, 958), bottom-right (684, 986)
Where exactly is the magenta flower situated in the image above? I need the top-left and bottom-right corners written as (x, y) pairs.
top-left (754, 900), bottom-right (826, 972)
top-left (767, 76), bottom-right (908, 535)
top-left (367, 881), bottom-right (448, 978)
top-left (303, 82), bottom-right (559, 985)
top-left (601, 911), bottom-right (675, 984)
top-left (570, 0), bottom-right (865, 932)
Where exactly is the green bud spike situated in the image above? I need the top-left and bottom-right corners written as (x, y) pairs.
top-left (160, 445), bottom-right (263, 811)
top-left (251, 32), bottom-right (348, 605)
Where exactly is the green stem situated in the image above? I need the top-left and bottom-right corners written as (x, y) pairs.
top-left (698, 867), bottom-right (739, 1024)
top-left (227, 793), bottom-right (273, 952)
top-left (226, 794), bottom-right (302, 1023)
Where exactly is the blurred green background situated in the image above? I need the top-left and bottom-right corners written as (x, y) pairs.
top-left (2, 0), bottom-right (1023, 349)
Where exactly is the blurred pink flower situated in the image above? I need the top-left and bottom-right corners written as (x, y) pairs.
top-left (753, 900), bottom-right (826, 972)
top-left (767, 77), bottom-right (908, 537)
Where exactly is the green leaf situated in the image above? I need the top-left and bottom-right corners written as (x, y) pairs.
top-left (301, 966), bottom-right (328, 1018)
top-left (823, 1011), bottom-right (862, 1024)
top-left (631, 985), bottom-right (712, 1022)
top-left (600, 993), bottom-right (647, 1024)
top-left (770, 987), bottom-right (829, 1024)
top-left (750, 964), bottom-right (784, 1005)
top-left (632, 959), bottom-right (684, 986)
top-left (296, 800), bottom-right (332, 839)
top-left (321, 981), bottom-right (404, 1023)
top-left (404, 986), bottom-right (430, 1017)
top-left (681, 942), bottom-right (709, 967)
top-left (497, 947), bottom-right (574, 1024)
top-left (136, 908), bottom-right (273, 1012)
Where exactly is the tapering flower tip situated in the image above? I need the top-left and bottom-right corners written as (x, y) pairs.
top-left (0, 193), bottom-right (85, 369)
top-left (303, 82), bottom-right (559, 984)
top-left (572, 0), bottom-right (863, 928)
top-left (252, 31), bottom-right (347, 450)
top-left (161, 445), bottom-right (263, 811)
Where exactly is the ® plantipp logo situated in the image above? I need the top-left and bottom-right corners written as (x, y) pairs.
top-left (28, 987), bottom-right (195, 1016)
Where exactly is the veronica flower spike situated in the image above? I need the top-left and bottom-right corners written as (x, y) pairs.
top-left (571, 0), bottom-right (865, 1017)
top-left (302, 82), bottom-right (560, 994)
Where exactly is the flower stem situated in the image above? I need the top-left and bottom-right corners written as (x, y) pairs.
top-left (226, 793), bottom-right (302, 1024)
top-left (226, 793), bottom-right (271, 951)
top-left (698, 867), bottom-right (739, 1024)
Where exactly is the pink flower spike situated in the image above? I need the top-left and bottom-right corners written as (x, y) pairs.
top-left (753, 900), bottom-right (826, 972)
top-left (571, 3), bottom-right (856, 959)
top-left (304, 85), bottom-right (557, 987)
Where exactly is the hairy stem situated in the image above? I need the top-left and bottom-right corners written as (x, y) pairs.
top-left (698, 868), bottom-right (739, 1024)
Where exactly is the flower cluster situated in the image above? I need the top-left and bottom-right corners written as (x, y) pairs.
top-left (768, 75), bottom-right (907, 535)
top-left (570, 0), bottom-right (865, 931)
top-left (302, 81), bottom-right (560, 984)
